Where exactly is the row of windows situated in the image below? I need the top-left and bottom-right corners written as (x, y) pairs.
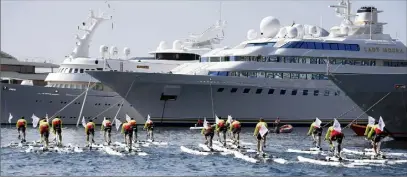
top-left (245, 42), bottom-right (276, 47)
top-left (281, 42), bottom-right (360, 51)
top-left (202, 56), bottom-right (384, 67)
top-left (209, 71), bottom-right (329, 80)
top-left (57, 67), bottom-right (115, 74)
top-left (47, 83), bottom-right (104, 91)
top-left (216, 87), bottom-right (340, 96)
top-left (33, 100), bottom-right (126, 107)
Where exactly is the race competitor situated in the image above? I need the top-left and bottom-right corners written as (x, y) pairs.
top-left (101, 117), bottom-right (112, 145)
top-left (85, 119), bottom-right (96, 146)
top-left (254, 118), bottom-right (268, 154)
top-left (143, 118), bottom-right (154, 141)
top-left (230, 119), bottom-right (242, 147)
top-left (325, 119), bottom-right (344, 159)
top-left (16, 117), bottom-right (27, 143)
top-left (201, 121), bottom-right (215, 150)
top-left (122, 121), bottom-right (133, 151)
top-left (128, 118), bottom-right (138, 143)
top-left (215, 117), bottom-right (227, 146)
top-left (51, 117), bottom-right (63, 146)
top-left (39, 119), bottom-right (50, 150)
top-left (367, 117), bottom-right (386, 158)
top-left (307, 118), bottom-right (323, 150)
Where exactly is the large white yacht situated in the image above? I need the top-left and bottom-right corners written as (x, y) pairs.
top-left (87, 0), bottom-right (407, 132)
top-left (1, 8), bottom-right (227, 125)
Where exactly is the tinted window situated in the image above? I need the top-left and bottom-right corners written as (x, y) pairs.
top-left (217, 88), bottom-right (224, 92)
top-left (294, 42), bottom-right (303, 48)
top-left (243, 88), bottom-right (250, 93)
top-left (280, 89), bottom-right (286, 95)
top-left (330, 43), bottom-right (339, 50)
top-left (307, 42), bottom-right (316, 49)
top-left (322, 43), bottom-right (330, 50)
top-left (231, 88), bottom-right (237, 93)
top-left (303, 90), bottom-right (308, 95)
top-left (291, 89), bottom-right (298, 95)
top-left (256, 89), bottom-right (263, 94)
top-left (300, 42), bottom-right (307, 49)
top-left (345, 44), bottom-right (352, 51)
top-left (314, 90), bottom-right (319, 96)
top-left (268, 89), bottom-right (275, 94)
top-left (324, 90), bottom-right (330, 96)
top-left (350, 44), bottom-right (359, 51)
top-left (338, 43), bottom-right (345, 50)
top-left (315, 42), bottom-right (323, 49)
top-left (80, 69), bottom-right (84, 73)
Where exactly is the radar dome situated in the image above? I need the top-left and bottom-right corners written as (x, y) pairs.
top-left (259, 16), bottom-right (280, 38)
top-left (172, 40), bottom-right (183, 50)
top-left (276, 27), bottom-right (288, 38)
top-left (99, 45), bottom-right (108, 53)
top-left (123, 47), bottom-right (131, 56)
top-left (158, 41), bottom-right (169, 50)
top-left (309, 26), bottom-right (318, 34)
top-left (247, 29), bottom-right (258, 40)
top-left (287, 27), bottom-right (298, 38)
top-left (110, 46), bottom-right (118, 56)
top-left (293, 24), bottom-right (304, 37)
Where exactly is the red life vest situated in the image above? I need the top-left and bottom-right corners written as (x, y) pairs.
top-left (375, 128), bottom-right (383, 135)
top-left (123, 123), bottom-right (132, 131)
top-left (17, 120), bottom-right (25, 127)
top-left (233, 123), bottom-right (241, 129)
top-left (218, 121), bottom-right (225, 127)
top-left (86, 123), bottom-right (94, 130)
top-left (105, 121), bottom-right (112, 127)
top-left (52, 119), bottom-right (61, 126)
top-left (40, 123), bottom-right (49, 132)
top-left (330, 129), bottom-right (341, 138)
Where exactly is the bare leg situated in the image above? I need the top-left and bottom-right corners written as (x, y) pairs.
top-left (108, 131), bottom-right (111, 144)
top-left (263, 136), bottom-right (267, 148)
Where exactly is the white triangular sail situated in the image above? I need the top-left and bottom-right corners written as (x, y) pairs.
top-left (45, 113), bottom-right (49, 123)
top-left (126, 114), bottom-right (131, 122)
top-left (82, 116), bottom-right (86, 128)
top-left (31, 114), bottom-right (40, 128)
top-left (203, 117), bottom-right (208, 129)
top-left (333, 118), bottom-right (341, 133)
top-left (259, 124), bottom-right (269, 137)
top-left (102, 117), bottom-right (107, 127)
top-left (147, 114), bottom-right (151, 122)
top-left (368, 116), bottom-right (375, 126)
top-left (115, 118), bottom-right (122, 131)
top-left (227, 115), bottom-right (232, 124)
top-left (378, 116), bottom-right (385, 131)
top-left (8, 113), bottom-right (13, 123)
top-left (315, 117), bottom-right (322, 128)
top-left (215, 115), bottom-right (220, 124)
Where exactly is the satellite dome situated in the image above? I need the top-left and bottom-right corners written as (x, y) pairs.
top-left (99, 45), bottom-right (108, 53)
top-left (293, 24), bottom-right (304, 37)
top-left (158, 41), bottom-right (169, 50)
top-left (309, 26), bottom-right (318, 34)
top-left (123, 47), bottom-right (131, 56)
top-left (259, 16), bottom-right (281, 38)
top-left (247, 29), bottom-right (258, 40)
top-left (172, 40), bottom-right (183, 50)
top-left (110, 46), bottom-right (118, 56)
top-left (276, 27), bottom-right (287, 38)
top-left (287, 27), bottom-right (298, 38)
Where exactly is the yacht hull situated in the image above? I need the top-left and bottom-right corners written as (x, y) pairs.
top-left (87, 71), bottom-right (367, 125)
top-left (329, 74), bottom-right (407, 140)
top-left (0, 83), bottom-right (145, 125)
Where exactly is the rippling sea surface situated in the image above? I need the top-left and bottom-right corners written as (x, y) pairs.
top-left (1, 125), bottom-right (407, 176)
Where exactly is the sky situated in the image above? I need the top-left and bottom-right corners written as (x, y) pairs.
top-left (1, 0), bottom-right (406, 64)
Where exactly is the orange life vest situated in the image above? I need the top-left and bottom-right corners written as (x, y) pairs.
top-left (330, 130), bottom-right (341, 138)
top-left (52, 119), bottom-right (61, 126)
top-left (233, 122), bottom-right (241, 129)
top-left (129, 120), bottom-right (137, 126)
top-left (40, 123), bottom-right (49, 133)
top-left (218, 120), bottom-right (225, 128)
top-left (105, 121), bottom-right (112, 127)
top-left (375, 127), bottom-right (383, 135)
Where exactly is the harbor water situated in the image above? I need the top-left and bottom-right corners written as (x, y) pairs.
top-left (1, 126), bottom-right (407, 176)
